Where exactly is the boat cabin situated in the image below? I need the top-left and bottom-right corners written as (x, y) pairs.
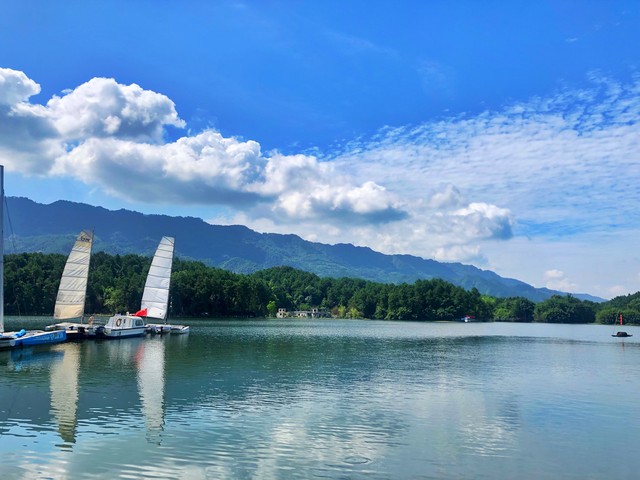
top-left (105, 314), bottom-right (145, 329)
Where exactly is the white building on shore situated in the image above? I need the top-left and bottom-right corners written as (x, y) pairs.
top-left (276, 308), bottom-right (330, 318)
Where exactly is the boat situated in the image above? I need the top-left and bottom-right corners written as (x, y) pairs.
top-left (460, 315), bottom-right (477, 322)
top-left (45, 230), bottom-right (98, 340)
top-left (169, 324), bottom-right (190, 334)
top-left (99, 236), bottom-right (182, 338)
top-left (0, 333), bottom-right (16, 349)
top-left (0, 322), bottom-right (16, 349)
top-left (142, 237), bottom-right (189, 335)
top-left (612, 313), bottom-right (632, 337)
top-left (0, 165), bottom-right (66, 348)
top-left (13, 328), bottom-right (66, 347)
top-left (98, 311), bottom-right (147, 339)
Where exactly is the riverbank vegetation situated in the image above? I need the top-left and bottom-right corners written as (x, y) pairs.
top-left (4, 253), bottom-right (639, 324)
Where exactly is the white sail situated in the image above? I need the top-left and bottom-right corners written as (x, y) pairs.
top-left (53, 230), bottom-right (93, 320)
top-left (141, 237), bottom-right (175, 321)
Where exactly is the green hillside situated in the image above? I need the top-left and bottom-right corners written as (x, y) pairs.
top-left (5, 197), bottom-right (604, 302)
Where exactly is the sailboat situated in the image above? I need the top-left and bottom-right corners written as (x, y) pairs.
top-left (0, 286), bottom-right (14, 350)
top-left (100, 236), bottom-right (188, 337)
top-left (611, 313), bottom-right (632, 337)
top-left (141, 236), bottom-right (175, 335)
top-left (0, 330), bottom-right (15, 349)
top-left (142, 237), bottom-right (189, 335)
top-left (45, 230), bottom-right (96, 340)
top-left (0, 165), bottom-right (66, 348)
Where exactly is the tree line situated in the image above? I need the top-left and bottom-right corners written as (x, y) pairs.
top-left (4, 252), bottom-right (639, 324)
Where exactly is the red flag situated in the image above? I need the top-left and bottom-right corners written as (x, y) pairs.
top-left (133, 308), bottom-right (148, 317)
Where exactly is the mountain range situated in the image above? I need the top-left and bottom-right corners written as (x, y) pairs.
top-left (5, 197), bottom-right (603, 302)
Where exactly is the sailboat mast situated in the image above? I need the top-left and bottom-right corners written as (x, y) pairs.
top-left (620, 313), bottom-right (623, 326)
top-left (81, 228), bottom-right (95, 324)
top-left (0, 165), bottom-right (4, 334)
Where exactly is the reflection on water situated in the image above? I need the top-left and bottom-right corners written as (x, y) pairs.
top-left (136, 337), bottom-right (167, 445)
top-left (49, 342), bottom-right (80, 447)
top-left (0, 319), bottom-right (639, 479)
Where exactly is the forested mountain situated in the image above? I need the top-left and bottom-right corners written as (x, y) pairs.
top-left (6, 197), bottom-right (603, 302)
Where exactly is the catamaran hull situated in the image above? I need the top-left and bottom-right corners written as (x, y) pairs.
top-left (98, 327), bottom-right (147, 339)
top-left (45, 322), bottom-right (101, 340)
top-left (15, 330), bottom-right (67, 347)
top-left (170, 325), bottom-right (189, 334)
top-left (146, 323), bottom-right (190, 334)
top-left (0, 336), bottom-right (16, 349)
top-left (146, 324), bottom-right (173, 334)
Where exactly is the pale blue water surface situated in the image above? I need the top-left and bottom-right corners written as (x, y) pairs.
top-left (0, 317), bottom-right (639, 479)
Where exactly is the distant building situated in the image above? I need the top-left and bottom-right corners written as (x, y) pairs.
top-left (276, 307), bottom-right (330, 318)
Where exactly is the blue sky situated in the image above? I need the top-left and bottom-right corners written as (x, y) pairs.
top-left (0, 1), bottom-right (639, 299)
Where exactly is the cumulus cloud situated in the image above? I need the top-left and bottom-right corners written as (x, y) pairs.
top-left (55, 131), bottom-right (265, 205)
top-left (0, 68), bottom-right (511, 250)
top-left (0, 69), bottom-right (63, 173)
top-left (253, 153), bottom-right (406, 223)
top-left (450, 203), bottom-right (513, 240)
top-left (0, 68), bottom-right (40, 105)
top-left (47, 77), bottom-right (185, 142)
top-left (0, 67), bottom-right (406, 225)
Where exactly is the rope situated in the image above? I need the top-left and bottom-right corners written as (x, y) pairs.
top-left (3, 197), bottom-right (25, 317)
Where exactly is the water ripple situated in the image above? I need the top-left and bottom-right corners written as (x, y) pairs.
top-left (1, 319), bottom-right (640, 479)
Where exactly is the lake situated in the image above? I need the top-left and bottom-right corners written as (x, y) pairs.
top-left (0, 317), bottom-right (638, 479)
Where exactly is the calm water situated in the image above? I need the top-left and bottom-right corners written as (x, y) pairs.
top-left (0, 317), bottom-right (639, 479)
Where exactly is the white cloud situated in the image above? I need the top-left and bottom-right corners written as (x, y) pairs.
top-left (47, 77), bottom-right (185, 142)
top-left (0, 68), bottom-right (40, 105)
top-left (544, 269), bottom-right (564, 280)
top-left (0, 69), bottom-right (62, 173)
top-left (607, 285), bottom-right (628, 298)
top-left (0, 68), bottom-right (406, 223)
top-left (451, 203), bottom-right (513, 240)
top-left (334, 76), bottom-right (640, 240)
top-left (433, 245), bottom-right (484, 264)
top-left (427, 183), bottom-right (466, 209)
top-left (320, 74), bottom-right (640, 295)
top-left (544, 269), bottom-right (578, 293)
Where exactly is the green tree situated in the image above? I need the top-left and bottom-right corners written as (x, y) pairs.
top-left (103, 286), bottom-right (126, 313)
top-left (266, 300), bottom-right (277, 317)
top-left (535, 295), bottom-right (595, 324)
